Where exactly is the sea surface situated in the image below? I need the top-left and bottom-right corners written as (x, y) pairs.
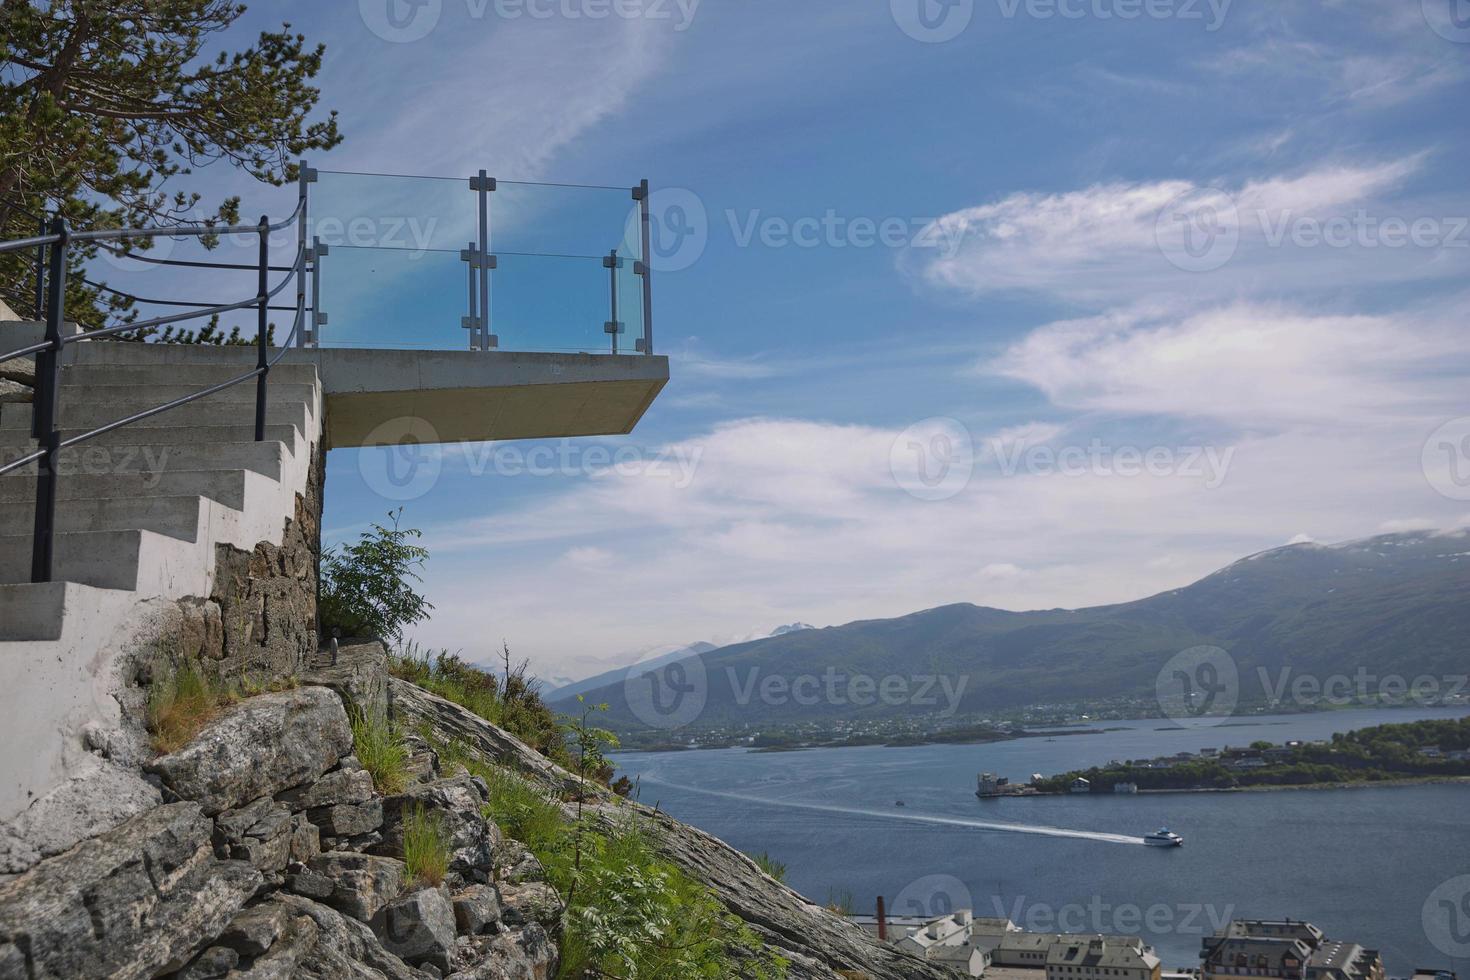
top-left (610, 707), bottom-right (1470, 975)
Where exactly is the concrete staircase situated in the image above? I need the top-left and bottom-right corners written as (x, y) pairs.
top-left (0, 337), bottom-right (323, 828)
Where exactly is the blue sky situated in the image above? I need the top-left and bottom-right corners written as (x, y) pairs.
top-left (110, 0), bottom-right (1470, 681)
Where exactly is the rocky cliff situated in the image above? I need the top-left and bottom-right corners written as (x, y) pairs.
top-left (0, 640), bottom-right (958, 978)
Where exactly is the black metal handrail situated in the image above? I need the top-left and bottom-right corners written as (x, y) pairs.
top-left (0, 168), bottom-right (314, 583)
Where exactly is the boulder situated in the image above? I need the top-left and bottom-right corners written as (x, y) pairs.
top-left (372, 886), bottom-right (457, 973)
top-left (227, 911), bottom-right (319, 979)
top-left (495, 881), bottom-right (562, 932)
top-left (176, 945), bottom-right (240, 980)
top-left (215, 798), bottom-right (295, 872)
top-left (0, 378), bottom-right (31, 403)
top-left (289, 813), bottom-right (321, 863)
top-left (447, 923), bottom-right (558, 980)
top-left (452, 884), bottom-right (501, 935)
top-left (219, 902), bottom-right (292, 956)
top-left (307, 799), bottom-right (383, 838)
top-left (0, 803), bottom-right (260, 979)
top-left (277, 765), bottom-right (376, 810)
top-left (302, 641), bottom-right (391, 722)
top-left (0, 354), bottom-right (35, 384)
top-left (147, 687), bottom-right (353, 815)
top-left (375, 773), bottom-right (498, 878)
top-left (307, 851), bottom-right (406, 922)
top-left (271, 894), bottom-right (421, 980)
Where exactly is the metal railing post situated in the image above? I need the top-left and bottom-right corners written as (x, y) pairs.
top-left (254, 215), bottom-right (269, 442)
top-left (633, 180), bottom-right (653, 354)
top-left (604, 250), bottom-right (621, 355)
top-left (472, 170), bottom-right (497, 351)
top-left (311, 238), bottom-right (327, 348)
top-left (296, 160), bottom-right (316, 348)
top-left (31, 218), bottom-right (68, 584)
top-left (33, 216), bottom-right (46, 319)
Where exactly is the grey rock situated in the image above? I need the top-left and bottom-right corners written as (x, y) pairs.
top-left (495, 881), bottom-right (562, 932)
top-left (271, 893), bottom-right (421, 980)
top-left (289, 813), bottom-right (321, 863)
top-left (284, 867), bottom-right (337, 901)
top-left (228, 911), bottom-right (319, 979)
top-left (446, 923), bottom-right (558, 980)
top-left (220, 901), bottom-right (291, 956)
top-left (307, 851), bottom-right (407, 922)
top-left (492, 841), bottom-right (546, 886)
top-left (0, 761), bottom-right (161, 877)
top-left (372, 887), bottom-right (457, 973)
top-left (375, 774), bottom-right (498, 878)
top-left (303, 640), bottom-right (391, 723)
top-left (0, 354), bottom-right (34, 384)
top-left (277, 765), bottom-right (376, 810)
top-left (452, 884), bottom-right (502, 936)
top-left (177, 945), bottom-right (240, 980)
top-left (215, 798), bottom-right (295, 872)
top-left (147, 686), bottom-right (352, 815)
top-left (0, 803), bottom-right (261, 980)
top-left (308, 798), bottom-right (383, 838)
top-left (0, 378), bottom-right (31, 403)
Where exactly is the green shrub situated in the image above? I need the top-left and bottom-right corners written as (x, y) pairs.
top-left (402, 806), bottom-right (451, 887)
top-left (351, 710), bottom-right (408, 795)
top-left (319, 508), bottom-right (433, 642)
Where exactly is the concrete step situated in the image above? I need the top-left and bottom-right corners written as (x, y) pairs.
top-left (58, 362), bottom-right (321, 388)
top-left (0, 440), bottom-right (289, 481)
top-left (0, 529), bottom-right (149, 589)
top-left (54, 382), bottom-right (320, 408)
top-left (0, 468), bottom-right (250, 508)
top-left (0, 494), bottom-right (209, 542)
top-left (0, 581), bottom-right (135, 641)
top-left (66, 341), bottom-right (308, 369)
top-left (0, 398), bottom-right (309, 436)
top-left (0, 423), bottom-right (301, 452)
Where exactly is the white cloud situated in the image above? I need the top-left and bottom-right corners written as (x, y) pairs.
top-left (909, 156), bottom-right (1466, 303)
top-left (985, 302), bottom-right (1462, 427)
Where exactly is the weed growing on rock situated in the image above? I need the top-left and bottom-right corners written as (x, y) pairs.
top-left (350, 708), bottom-right (408, 795)
top-left (402, 805), bottom-right (451, 887)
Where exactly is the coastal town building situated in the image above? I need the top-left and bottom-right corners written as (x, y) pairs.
top-left (1046, 935), bottom-right (1162, 980)
top-left (1203, 920), bottom-right (1382, 980)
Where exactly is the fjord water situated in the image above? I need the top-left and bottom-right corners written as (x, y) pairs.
top-left (611, 707), bottom-right (1470, 975)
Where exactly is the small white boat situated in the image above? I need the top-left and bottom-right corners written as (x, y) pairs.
top-left (1144, 827), bottom-right (1184, 847)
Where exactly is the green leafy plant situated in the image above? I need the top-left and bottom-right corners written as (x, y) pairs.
top-left (351, 709), bottom-right (408, 795)
top-left (319, 509), bottom-right (434, 642)
top-left (402, 806), bottom-right (451, 887)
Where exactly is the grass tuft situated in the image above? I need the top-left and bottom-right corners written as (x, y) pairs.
top-left (402, 805), bottom-right (451, 887)
top-left (147, 663), bottom-right (233, 754)
top-left (352, 709), bottom-right (409, 795)
top-left (752, 851), bottom-right (788, 883)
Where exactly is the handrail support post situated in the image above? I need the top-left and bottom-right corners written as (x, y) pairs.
top-left (30, 218), bottom-right (68, 584)
top-left (254, 215), bottom-right (269, 442)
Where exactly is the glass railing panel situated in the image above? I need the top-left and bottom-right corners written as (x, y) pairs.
top-left (312, 170), bottom-right (476, 253)
top-left (613, 254), bottom-right (645, 353)
top-left (492, 181), bottom-right (636, 259)
top-left (316, 245), bottom-right (473, 350)
top-left (491, 252), bottom-right (617, 354)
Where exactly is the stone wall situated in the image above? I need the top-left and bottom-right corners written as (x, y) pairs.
top-left (162, 441), bottom-right (325, 684)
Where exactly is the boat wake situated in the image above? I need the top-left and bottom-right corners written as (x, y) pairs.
top-left (636, 775), bottom-right (1143, 846)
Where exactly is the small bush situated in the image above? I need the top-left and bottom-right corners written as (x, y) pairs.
top-left (352, 710), bottom-right (408, 795)
top-left (402, 806), bottom-right (451, 887)
top-left (147, 663), bottom-right (232, 754)
top-left (319, 508), bottom-right (434, 642)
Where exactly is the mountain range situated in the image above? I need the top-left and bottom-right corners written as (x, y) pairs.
top-left (557, 531), bottom-right (1470, 732)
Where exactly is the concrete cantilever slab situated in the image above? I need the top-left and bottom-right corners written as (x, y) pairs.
top-left (51, 341), bottom-right (669, 449)
top-left (279, 348), bottom-right (670, 448)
